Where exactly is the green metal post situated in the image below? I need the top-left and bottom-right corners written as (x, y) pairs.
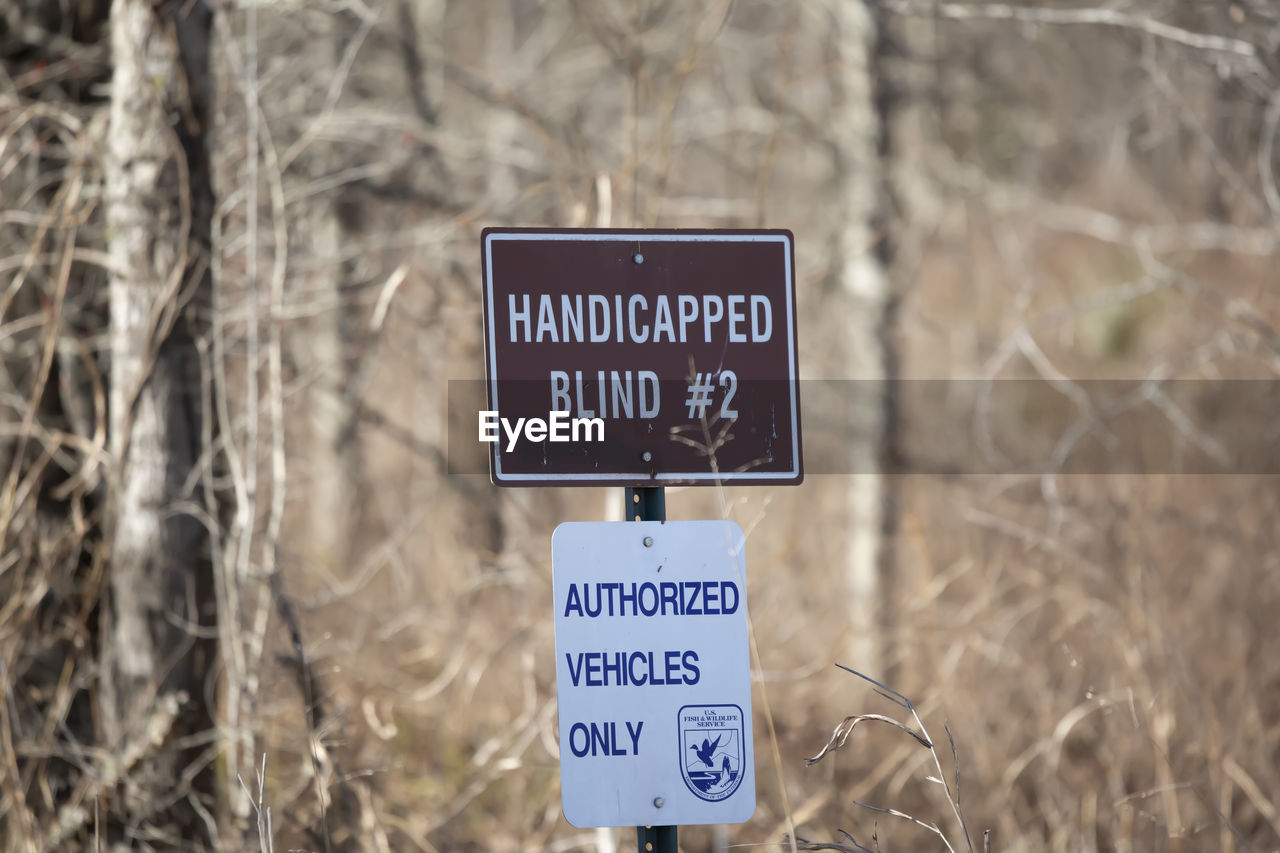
top-left (625, 487), bottom-right (676, 853)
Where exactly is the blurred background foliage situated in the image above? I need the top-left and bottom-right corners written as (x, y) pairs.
top-left (2, 0), bottom-right (1280, 850)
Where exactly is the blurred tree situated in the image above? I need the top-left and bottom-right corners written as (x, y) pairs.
top-left (827, 0), bottom-right (894, 673)
top-left (5, 1), bottom-right (1280, 850)
top-left (101, 0), bottom-right (218, 846)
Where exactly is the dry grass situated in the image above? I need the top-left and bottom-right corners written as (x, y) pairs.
top-left (4, 2), bottom-right (1280, 851)
top-left (804, 666), bottom-right (973, 853)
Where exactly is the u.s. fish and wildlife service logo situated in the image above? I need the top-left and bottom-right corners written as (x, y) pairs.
top-left (679, 704), bottom-right (746, 802)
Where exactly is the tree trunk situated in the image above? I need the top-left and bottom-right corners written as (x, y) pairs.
top-left (829, 0), bottom-right (891, 674)
top-left (305, 6), bottom-right (361, 580)
top-left (103, 0), bottom-right (217, 846)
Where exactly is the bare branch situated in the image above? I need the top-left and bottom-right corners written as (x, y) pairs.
top-left (806, 714), bottom-right (932, 766)
top-left (884, 1), bottom-right (1264, 65)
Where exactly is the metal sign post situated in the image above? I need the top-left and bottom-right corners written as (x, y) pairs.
top-left (625, 486), bottom-right (665, 524)
top-left (480, 228), bottom-right (798, 850)
top-left (626, 486), bottom-right (674, 853)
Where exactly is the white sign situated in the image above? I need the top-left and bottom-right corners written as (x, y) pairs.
top-left (552, 520), bottom-right (755, 828)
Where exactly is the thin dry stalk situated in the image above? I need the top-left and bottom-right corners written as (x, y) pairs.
top-left (791, 827), bottom-right (877, 852)
top-left (806, 666), bottom-right (979, 853)
top-left (853, 801), bottom-right (956, 853)
top-left (238, 753), bottom-right (275, 853)
top-left (807, 714), bottom-right (932, 766)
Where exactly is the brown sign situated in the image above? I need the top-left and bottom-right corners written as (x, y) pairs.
top-left (480, 228), bottom-right (802, 486)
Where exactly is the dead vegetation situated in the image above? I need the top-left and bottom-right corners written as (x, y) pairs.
top-left (2, 1), bottom-right (1279, 851)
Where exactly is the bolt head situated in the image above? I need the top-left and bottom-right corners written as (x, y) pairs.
top-left (641, 451), bottom-right (653, 462)
top-left (643, 536), bottom-right (654, 548)
top-left (633, 253), bottom-right (645, 264)
top-left (653, 796), bottom-right (664, 808)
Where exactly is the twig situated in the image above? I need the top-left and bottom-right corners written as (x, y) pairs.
top-left (237, 753), bottom-right (275, 853)
top-left (792, 831), bottom-right (875, 853)
top-left (269, 570), bottom-right (333, 853)
top-left (834, 666), bottom-right (976, 852)
top-left (883, 1), bottom-right (1263, 64)
top-left (853, 801), bottom-right (956, 853)
top-left (944, 724), bottom-right (975, 849)
top-left (806, 714), bottom-right (931, 766)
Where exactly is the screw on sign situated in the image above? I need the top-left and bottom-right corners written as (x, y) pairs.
top-left (480, 229), bottom-right (802, 486)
